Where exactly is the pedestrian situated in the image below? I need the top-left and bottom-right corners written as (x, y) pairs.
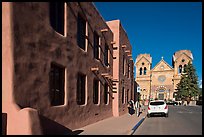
top-left (128, 100), bottom-right (135, 115)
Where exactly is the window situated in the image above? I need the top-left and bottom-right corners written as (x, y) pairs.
top-left (144, 67), bottom-right (147, 75)
top-left (139, 67), bottom-right (142, 75)
top-left (104, 83), bottom-right (109, 104)
top-left (126, 89), bottom-right (129, 103)
top-left (49, 63), bottom-right (65, 106)
top-left (104, 44), bottom-right (109, 66)
top-left (127, 63), bottom-right (130, 78)
top-left (93, 31), bottom-right (99, 59)
top-left (77, 14), bottom-right (86, 50)
top-left (183, 64), bottom-right (187, 73)
top-left (122, 87), bottom-right (125, 104)
top-left (49, 2), bottom-right (65, 35)
top-left (123, 55), bottom-right (125, 75)
top-left (178, 65), bottom-right (182, 74)
top-left (142, 62), bottom-right (144, 65)
top-left (77, 73), bottom-right (86, 105)
top-left (93, 79), bottom-right (99, 104)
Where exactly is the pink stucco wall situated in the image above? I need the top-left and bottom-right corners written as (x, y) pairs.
top-left (107, 20), bottom-right (134, 117)
top-left (2, 2), bottom-right (115, 134)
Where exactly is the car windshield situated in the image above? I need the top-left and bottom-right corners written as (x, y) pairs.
top-left (150, 101), bottom-right (164, 105)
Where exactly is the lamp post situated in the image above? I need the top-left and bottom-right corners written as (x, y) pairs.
top-left (149, 74), bottom-right (152, 105)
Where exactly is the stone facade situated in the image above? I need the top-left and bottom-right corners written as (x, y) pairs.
top-left (135, 50), bottom-right (193, 103)
top-left (2, 2), bottom-right (134, 135)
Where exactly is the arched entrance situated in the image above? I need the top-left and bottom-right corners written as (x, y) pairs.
top-left (156, 86), bottom-right (166, 100)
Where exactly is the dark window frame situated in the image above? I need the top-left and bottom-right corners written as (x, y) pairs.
top-left (49, 2), bottom-right (65, 35)
top-left (122, 87), bottom-right (125, 104)
top-left (77, 13), bottom-right (86, 51)
top-left (104, 83), bottom-right (109, 104)
top-left (77, 72), bottom-right (86, 105)
top-left (93, 31), bottom-right (100, 60)
top-left (49, 63), bottom-right (65, 106)
top-left (93, 78), bottom-right (99, 104)
top-left (104, 44), bottom-right (109, 67)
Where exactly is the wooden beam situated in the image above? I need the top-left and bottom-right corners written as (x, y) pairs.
top-left (91, 67), bottom-right (99, 71)
top-left (125, 50), bottom-right (130, 53)
top-left (101, 28), bottom-right (108, 32)
top-left (111, 41), bottom-right (116, 45)
top-left (122, 45), bottom-right (126, 48)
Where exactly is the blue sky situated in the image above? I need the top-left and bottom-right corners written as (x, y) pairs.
top-left (94, 2), bottom-right (202, 85)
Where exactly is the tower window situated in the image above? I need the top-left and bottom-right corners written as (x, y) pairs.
top-left (183, 64), bottom-right (187, 73)
top-left (144, 67), bottom-right (147, 75)
top-left (178, 65), bottom-right (182, 74)
top-left (182, 59), bottom-right (185, 62)
top-left (139, 67), bottom-right (143, 75)
top-left (142, 62), bottom-right (144, 65)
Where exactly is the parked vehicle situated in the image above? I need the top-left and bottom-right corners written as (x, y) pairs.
top-left (147, 100), bottom-right (168, 118)
top-left (166, 100), bottom-right (178, 106)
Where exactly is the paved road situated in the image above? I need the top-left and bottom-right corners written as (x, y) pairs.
top-left (133, 105), bottom-right (202, 135)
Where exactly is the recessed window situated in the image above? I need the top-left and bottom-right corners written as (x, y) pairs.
top-left (144, 67), bottom-right (147, 75)
top-left (142, 62), bottom-right (144, 65)
top-left (49, 2), bottom-right (65, 35)
top-left (122, 87), bottom-right (125, 104)
top-left (93, 31), bottom-right (99, 59)
top-left (77, 73), bottom-right (86, 105)
top-left (178, 65), bottom-right (182, 74)
top-left (104, 44), bottom-right (109, 66)
top-left (183, 64), bottom-right (187, 73)
top-left (182, 59), bottom-right (185, 62)
top-left (104, 82), bottom-right (109, 105)
top-left (127, 63), bottom-right (130, 78)
top-left (126, 89), bottom-right (129, 104)
top-left (77, 14), bottom-right (86, 51)
top-left (49, 63), bottom-right (65, 106)
top-left (123, 55), bottom-right (126, 75)
top-left (139, 67), bottom-right (143, 75)
top-left (93, 79), bottom-right (99, 104)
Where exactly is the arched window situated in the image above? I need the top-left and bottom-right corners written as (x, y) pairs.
top-left (144, 67), bottom-right (147, 75)
top-left (139, 67), bottom-right (143, 75)
top-left (178, 65), bottom-right (182, 74)
top-left (183, 64), bottom-right (187, 73)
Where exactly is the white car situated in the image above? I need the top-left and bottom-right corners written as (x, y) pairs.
top-left (147, 100), bottom-right (168, 118)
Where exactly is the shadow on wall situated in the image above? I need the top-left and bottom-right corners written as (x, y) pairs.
top-left (2, 113), bottom-right (7, 135)
top-left (39, 115), bottom-right (83, 135)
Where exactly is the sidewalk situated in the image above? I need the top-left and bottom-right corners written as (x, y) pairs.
top-left (73, 106), bottom-right (148, 135)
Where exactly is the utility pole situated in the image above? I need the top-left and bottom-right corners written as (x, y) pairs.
top-left (149, 74), bottom-right (152, 105)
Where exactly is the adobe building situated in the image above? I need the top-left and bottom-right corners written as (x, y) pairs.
top-left (135, 50), bottom-right (193, 104)
top-left (107, 20), bottom-right (134, 117)
top-left (2, 2), bottom-right (130, 135)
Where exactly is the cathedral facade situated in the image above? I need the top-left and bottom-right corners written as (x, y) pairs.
top-left (135, 50), bottom-right (193, 101)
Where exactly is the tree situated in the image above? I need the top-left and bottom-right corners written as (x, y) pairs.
top-left (176, 62), bottom-right (200, 103)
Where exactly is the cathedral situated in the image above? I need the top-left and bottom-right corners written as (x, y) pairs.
top-left (135, 50), bottom-right (193, 101)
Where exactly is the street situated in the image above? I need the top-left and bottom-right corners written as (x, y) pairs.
top-left (133, 105), bottom-right (202, 135)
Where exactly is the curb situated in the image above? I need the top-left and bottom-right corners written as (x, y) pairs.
top-left (130, 115), bottom-right (146, 135)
